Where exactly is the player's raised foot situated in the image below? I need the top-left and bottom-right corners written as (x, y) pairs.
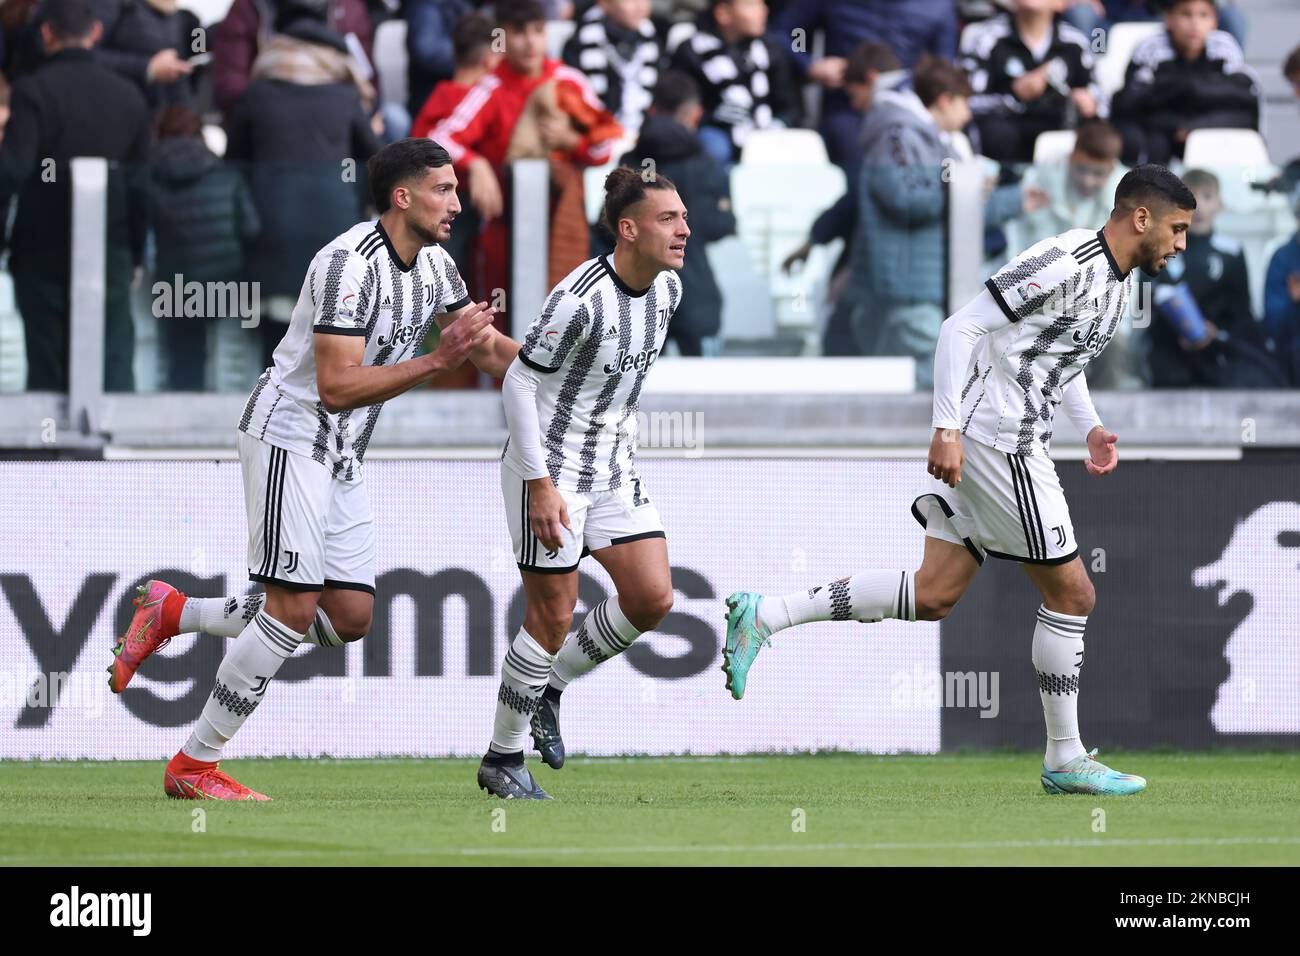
top-left (163, 750), bottom-right (271, 801)
top-left (477, 758), bottom-right (553, 800)
top-left (530, 695), bottom-right (565, 769)
top-left (1041, 748), bottom-right (1146, 796)
top-left (108, 580), bottom-right (186, 693)
top-left (722, 591), bottom-right (771, 700)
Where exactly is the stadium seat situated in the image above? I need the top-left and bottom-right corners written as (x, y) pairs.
top-left (581, 133), bottom-right (639, 224)
top-left (374, 19), bottom-right (408, 110)
top-left (1094, 21), bottom-right (1163, 98)
top-left (546, 19), bottom-right (576, 60)
top-left (1183, 128), bottom-right (1272, 171)
top-left (729, 162), bottom-right (846, 341)
top-left (738, 128), bottom-right (830, 166)
top-left (1032, 130), bottom-right (1076, 165)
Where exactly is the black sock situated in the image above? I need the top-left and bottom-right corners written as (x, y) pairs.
top-left (542, 684), bottom-right (563, 705)
top-left (483, 746), bottom-right (524, 768)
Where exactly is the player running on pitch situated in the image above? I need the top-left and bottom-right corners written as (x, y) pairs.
top-left (723, 165), bottom-right (1196, 796)
top-left (109, 138), bottom-right (521, 800)
top-left (479, 166), bottom-right (687, 799)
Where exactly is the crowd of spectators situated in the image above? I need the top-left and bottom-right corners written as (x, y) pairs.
top-left (0, 0), bottom-right (1294, 392)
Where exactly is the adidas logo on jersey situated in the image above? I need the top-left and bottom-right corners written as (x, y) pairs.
top-left (381, 295), bottom-right (393, 310)
top-left (603, 325), bottom-right (618, 340)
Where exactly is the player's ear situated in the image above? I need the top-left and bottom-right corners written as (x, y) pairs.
top-left (1133, 205), bottom-right (1149, 234)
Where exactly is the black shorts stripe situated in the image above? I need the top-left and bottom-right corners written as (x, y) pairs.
top-left (1019, 457), bottom-right (1048, 559)
top-left (258, 448), bottom-right (285, 577)
top-left (517, 562), bottom-right (580, 575)
top-left (608, 530), bottom-right (666, 547)
top-left (1006, 454), bottom-right (1040, 560)
top-left (323, 579), bottom-right (376, 596)
top-left (269, 448), bottom-right (288, 578)
top-left (248, 572), bottom-right (324, 592)
top-left (909, 494), bottom-right (985, 565)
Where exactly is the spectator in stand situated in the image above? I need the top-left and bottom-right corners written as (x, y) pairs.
top-left (411, 11), bottom-right (500, 287)
top-left (407, 0), bottom-right (476, 119)
top-left (1282, 44), bottom-right (1300, 192)
top-left (1062, 0), bottom-right (1246, 49)
top-left (0, 0), bottom-right (150, 392)
top-left (148, 105), bottom-right (261, 390)
top-left (211, 0), bottom-right (374, 117)
top-left (1007, 118), bottom-right (1143, 386)
top-left (958, 0), bottom-right (1101, 165)
top-left (224, 0), bottom-right (379, 362)
top-left (618, 70), bottom-right (735, 355)
top-left (850, 56), bottom-right (1029, 383)
top-left (1111, 0), bottom-right (1258, 166)
top-left (1262, 187), bottom-right (1300, 386)
top-left (430, 0), bottom-right (622, 328)
top-left (670, 0), bottom-right (799, 173)
top-left (0, 74), bottom-right (10, 145)
top-left (562, 0), bottom-right (663, 138)
top-left (1148, 169), bottom-right (1281, 387)
top-left (770, 0), bottom-right (956, 171)
top-left (91, 0), bottom-right (200, 114)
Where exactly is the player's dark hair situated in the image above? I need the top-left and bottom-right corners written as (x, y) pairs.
top-left (453, 12), bottom-right (496, 68)
top-left (912, 55), bottom-right (972, 107)
top-left (42, 0), bottom-right (97, 41)
top-left (844, 41), bottom-right (901, 86)
top-left (650, 70), bottom-right (700, 116)
top-left (495, 0), bottom-right (546, 30)
top-left (367, 137), bottom-right (453, 213)
top-left (1111, 164), bottom-right (1197, 218)
top-left (1073, 118), bottom-right (1122, 161)
top-left (601, 166), bottom-right (677, 239)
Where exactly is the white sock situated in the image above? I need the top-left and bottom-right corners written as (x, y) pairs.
top-left (301, 607), bottom-right (346, 647)
top-left (489, 629), bottom-right (556, 754)
top-left (549, 597), bottom-right (642, 692)
top-left (179, 594), bottom-right (267, 637)
top-left (1033, 605), bottom-right (1087, 769)
top-left (755, 571), bottom-right (916, 634)
top-left (182, 610), bottom-right (305, 761)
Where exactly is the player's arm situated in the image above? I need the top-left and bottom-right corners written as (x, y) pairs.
top-left (502, 357), bottom-right (570, 552)
top-left (435, 301), bottom-right (520, 379)
top-left (928, 288), bottom-right (1012, 487)
top-left (315, 303), bottom-right (494, 412)
top-left (1061, 372), bottom-right (1118, 476)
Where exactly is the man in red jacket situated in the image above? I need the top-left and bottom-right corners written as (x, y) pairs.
top-left (430, 0), bottom-right (620, 338)
top-left (411, 12), bottom-right (500, 138)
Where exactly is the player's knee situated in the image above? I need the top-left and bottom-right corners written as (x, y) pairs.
top-left (266, 594), bottom-right (319, 634)
top-left (1068, 580), bottom-right (1096, 617)
top-left (623, 589), bottom-right (673, 631)
top-left (334, 614), bottom-right (371, 642)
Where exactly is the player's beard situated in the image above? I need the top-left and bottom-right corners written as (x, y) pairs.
top-left (1138, 234), bottom-right (1169, 277)
top-left (409, 219), bottom-right (442, 247)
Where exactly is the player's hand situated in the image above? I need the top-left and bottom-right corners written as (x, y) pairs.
top-left (928, 428), bottom-right (964, 488)
top-left (432, 302), bottom-right (495, 371)
top-left (1084, 426), bottom-right (1118, 476)
top-left (528, 478), bottom-right (571, 553)
top-left (467, 157), bottom-right (503, 221)
top-left (781, 242), bottom-right (812, 275)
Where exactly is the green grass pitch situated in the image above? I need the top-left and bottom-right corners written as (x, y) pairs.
top-left (2, 752), bottom-right (1297, 866)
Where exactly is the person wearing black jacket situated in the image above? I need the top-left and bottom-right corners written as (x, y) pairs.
top-left (1111, 0), bottom-right (1259, 166)
top-left (618, 70), bottom-right (735, 355)
top-left (91, 0), bottom-right (201, 114)
top-left (0, 0), bottom-right (151, 392)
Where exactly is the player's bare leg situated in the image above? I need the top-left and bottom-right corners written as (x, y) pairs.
top-left (478, 569), bottom-right (576, 799)
top-left (723, 536), bottom-right (978, 699)
top-left (1021, 557), bottom-right (1145, 795)
top-left (528, 536), bottom-right (673, 767)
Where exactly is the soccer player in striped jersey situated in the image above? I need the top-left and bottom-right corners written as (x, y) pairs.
top-left (109, 138), bottom-right (521, 800)
top-left (723, 165), bottom-right (1196, 796)
top-left (479, 167), bottom-right (687, 799)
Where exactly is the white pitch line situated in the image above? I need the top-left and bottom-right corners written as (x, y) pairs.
top-left (2, 836), bottom-right (1296, 865)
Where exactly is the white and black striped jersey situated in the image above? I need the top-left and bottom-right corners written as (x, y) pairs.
top-left (961, 228), bottom-right (1132, 456)
top-left (502, 255), bottom-right (682, 492)
top-left (238, 220), bottom-right (470, 481)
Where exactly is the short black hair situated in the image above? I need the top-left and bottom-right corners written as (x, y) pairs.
top-left (495, 0), bottom-right (546, 30)
top-left (367, 138), bottom-right (453, 213)
top-left (453, 12), bottom-right (496, 68)
top-left (1111, 164), bottom-right (1197, 217)
top-left (651, 70), bottom-right (700, 115)
top-left (42, 0), bottom-right (98, 42)
top-left (844, 41), bottom-right (901, 86)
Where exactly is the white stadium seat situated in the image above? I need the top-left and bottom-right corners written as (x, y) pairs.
top-left (374, 19), bottom-right (409, 110)
top-left (1183, 128), bottom-right (1272, 171)
top-left (738, 128), bottom-right (830, 166)
top-left (546, 19), bottom-right (576, 60)
top-left (1094, 21), bottom-right (1163, 98)
top-left (1033, 130), bottom-right (1076, 165)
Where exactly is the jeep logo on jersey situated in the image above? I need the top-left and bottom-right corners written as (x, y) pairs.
top-left (1071, 317), bottom-right (1107, 352)
top-left (376, 324), bottom-right (420, 348)
top-left (603, 347), bottom-right (659, 375)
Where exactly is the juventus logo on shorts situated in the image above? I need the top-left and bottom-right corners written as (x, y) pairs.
top-left (250, 676), bottom-right (271, 698)
top-left (1052, 525), bottom-right (1067, 548)
top-left (283, 549), bottom-right (299, 573)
